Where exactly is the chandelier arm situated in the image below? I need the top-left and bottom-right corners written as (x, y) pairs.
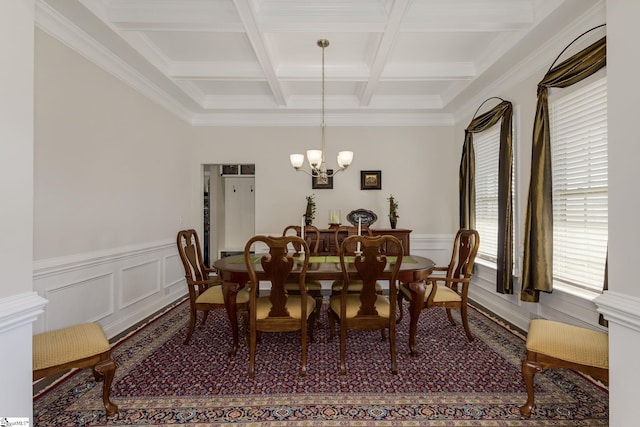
top-left (326, 167), bottom-right (347, 178)
top-left (293, 167), bottom-right (325, 177)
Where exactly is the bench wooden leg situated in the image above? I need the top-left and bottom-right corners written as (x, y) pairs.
top-left (94, 356), bottom-right (118, 417)
top-left (520, 359), bottom-right (543, 418)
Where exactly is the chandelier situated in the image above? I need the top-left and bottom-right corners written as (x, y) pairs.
top-left (289, 39), bottom-right (354, 184)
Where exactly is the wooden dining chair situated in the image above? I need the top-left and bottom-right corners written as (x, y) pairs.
top-left (177, 229), bottom-right (249, 356)
top-left (397, 228), bottom-right (479, 355)
top-left (330, 225), bottom-right (382, 296)
top-left (244, 235), bottom-right (316, 378)
top-left (283, 224), bottom-right (322, 254)
top-left (282, 225), bottom-right (324, 322)
top-left (328, 234), bottom-right (403, 375)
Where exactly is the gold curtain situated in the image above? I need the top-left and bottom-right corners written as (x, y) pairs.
top-left (599, 249), bottom-right (609, 327)
top-left (459, 100), bottom-right (514, 294)
top-left (520, 36), bottom-right (606, 302)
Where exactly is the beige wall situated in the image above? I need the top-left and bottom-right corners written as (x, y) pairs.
top-left (1, 0), bottom-right (33, 298)
top-left (33, 29), bottom-right (459, 262)
top-left (190, 126), bottom-right (458, 236)
top-left (34, 29), bottom-right (193, 260)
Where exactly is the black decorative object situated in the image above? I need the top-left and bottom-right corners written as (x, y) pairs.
top-left (346, 209), bottom-right (377, 227)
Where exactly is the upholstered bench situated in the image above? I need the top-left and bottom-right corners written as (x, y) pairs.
top-left (519, 319), bottom-right (608, 418)
top-left (33, 323), bottom-right (118, 417)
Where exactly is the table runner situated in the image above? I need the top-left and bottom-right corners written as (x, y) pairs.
top-left (233, 255), bottom-right (417, 264)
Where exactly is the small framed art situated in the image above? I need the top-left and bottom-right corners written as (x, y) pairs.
top-left (312, 170), bottom-right (334, 189)
top-left (360, 170), bottom-right (381, 190)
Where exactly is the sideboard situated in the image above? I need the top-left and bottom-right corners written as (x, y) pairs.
top-left (311, 228), bottom-right (411, 255)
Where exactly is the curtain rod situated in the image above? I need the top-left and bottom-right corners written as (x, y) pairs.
top-left (547, 23), bottom-right (606, 73)
top-left (471, 96), bottom-right (505, 120)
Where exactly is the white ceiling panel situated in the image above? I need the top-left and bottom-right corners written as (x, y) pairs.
top-left (35, 0), bottom-right (604, 125)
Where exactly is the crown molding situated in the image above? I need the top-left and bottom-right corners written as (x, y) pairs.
top-left (190, 111), bottom-right (454, 127)
top-left (452, 0), bottom-right (605, 124)
top-left (36, 0), bottom-right (194, 123)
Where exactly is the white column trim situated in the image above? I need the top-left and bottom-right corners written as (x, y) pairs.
top-left (0, 292), bottom-right (48, 334)
top-left (595, 291), bottom-right (640, 333)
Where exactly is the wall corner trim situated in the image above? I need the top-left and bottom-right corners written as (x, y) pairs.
top-left (0, 292), bottom-right (48, 334)
top-left (595, 291), bottom-right (640, 333)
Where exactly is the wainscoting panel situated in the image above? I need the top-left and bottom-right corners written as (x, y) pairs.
top-left (164, 253), bottom-right (185, 291)
top-left (33, 239), bottom-right (187, 338)
top-left (120, 259), bottom-right (161, 309)
top-left (409, 234), bottom-right (454, 266)
top-left (44, 272), bottom-right (114, 331)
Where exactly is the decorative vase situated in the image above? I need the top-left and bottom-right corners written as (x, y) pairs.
top-left (390, 218), bottom-right (397, 229)
top-left (305, 216), bottom-right (312, 226)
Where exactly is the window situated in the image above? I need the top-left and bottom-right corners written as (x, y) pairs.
top-left (474, 126), bottom-right (501, 262)
top-left (550, 77), bottom-right (607, 293)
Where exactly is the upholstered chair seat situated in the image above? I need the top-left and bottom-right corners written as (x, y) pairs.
top-left (329, 294), bottom-right (390, 319)
top-left (519, 319), bottom-right (609, 418)
top-left (197, 284), bottom-right (250, 305)
top-left (256, 295), bottom-right (316, 320)
top-left (33, 323), bottom-right (117, 417)
top-left (333, 280), bottom-right (382, 294)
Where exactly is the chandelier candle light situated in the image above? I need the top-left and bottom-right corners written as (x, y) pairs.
top-left (289, 39), bottom-right (353, 184)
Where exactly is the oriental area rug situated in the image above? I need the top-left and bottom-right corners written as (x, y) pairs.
top-left (33, 298), bottom-right (608, 426)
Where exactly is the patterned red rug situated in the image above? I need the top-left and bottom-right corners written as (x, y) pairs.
top-left (33, 298), bottom-right (608, 426)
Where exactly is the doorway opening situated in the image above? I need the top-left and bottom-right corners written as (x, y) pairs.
top-left (203, 164), bottom-right (255, 265)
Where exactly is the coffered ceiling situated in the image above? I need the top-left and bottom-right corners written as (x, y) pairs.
top-left (35, 0), bottom-right (601, 126)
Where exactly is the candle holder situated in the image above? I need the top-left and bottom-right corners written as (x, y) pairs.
top-left (329, 210), bottom-right (341, 229)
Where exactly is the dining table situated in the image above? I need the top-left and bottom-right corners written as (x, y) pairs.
top-left (213, 253), bottom-right (435, 352)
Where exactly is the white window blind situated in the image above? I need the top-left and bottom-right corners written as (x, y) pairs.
top-left (550, 77), bottom-right (608, 292)
top-left (474, 126), bottom-right (500, 262)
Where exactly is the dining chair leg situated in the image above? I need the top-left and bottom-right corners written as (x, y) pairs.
top-left (223, 283), bottom-right (241, 356)
top-left (327, 310), bottom-right (336, 341)
top-left (301, 323), bottom-right (308, 377)
top-left (199, 311), bottom-right (209, 327)
top-left (407, 297), bottom-right (424, 356)
top-left (314, 295), bottom-right (323, 327)
top-left (389, 322), bottom-right (398, 375)
top-left (460, 303), bottom-right (474, 341)
top-left (396, 293), bottom-right (405, 324)
top-left (184, 308), bottom-right (197, 345)
top-left (248, 327), bottom-right (257, 378)
top-left (446, 308), bottom-right (456, 325)
top-left (339, 324), bottom-right (347, 375)
top-left (307, 307), bottom-right (316, 344)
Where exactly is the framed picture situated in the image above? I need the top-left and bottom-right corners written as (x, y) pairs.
top-left (360, 170), bottom-right (381, 190)
top-left (312, 170), bottom-right (333, 189)
top-left (221, 164), bottom-right (239, 175)
top-left (240, 164), bottom-right (255, 175)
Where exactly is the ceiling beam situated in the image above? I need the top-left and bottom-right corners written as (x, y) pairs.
top-left (359, 0), bottom-right (412, 107)
top-left (232, 0), bottom-right (287, 106)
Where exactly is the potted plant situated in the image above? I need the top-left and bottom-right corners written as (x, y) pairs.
top-left (305, 194), bottom-right (316, 225)
top-left (387, 194), bottom-right (399, 229)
